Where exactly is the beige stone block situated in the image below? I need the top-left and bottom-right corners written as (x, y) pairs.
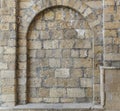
top-left (74, 40), bottom-right (91, 49)
top-left (105, 30), bottom-right (117, 37)
top-left (50, 88), bottom-right (66, 97)
top-left (50, 29), bottom-right (63, 39)
top-left (60, 98), bottom-right (74, 103)
top-left (83, 8), bottom-right (92, 17)
top-left (55, 68), bottom-right (70, 78)
top-left (28, 31), bottom-right (39, 40)
top-left (56, 0), bottom-right (62, 5)
top-left (4, 47), bottom-right (15, 54)
top-left (71, 50), bottom-right (79, 57)
top-left (3, 55), bottom-right (15, 62)
top-left (0, 23), bottom-right (9, 30)
top-left (1, 78), bottom-right (15, 86)
top-left (62, 49), bottom-right (71, 58)
top-left (43, 98), bottom-right (59, 103)
top-left (78, 4), bottom-right (87, 14)
top-left (38, 88), bottom-right (49, 97)
top-left (67, 88), bottom-right (85, 97)
top-left (105, 22), bottom-right (120, 29)
top-left (0, 70), bottom-right (15, 78)
top-left (40, 30), bottom-right (50, 39)
top-left (80, 50), bottom-right (88, 58)
top-left (61, 58), bottom-right (72, 68)
top-left (49, 58), bottom-right (60, 67)
top-left (57, 78), bottom-right (79, 87)
top-left (29, 41), bottom-right (42, 49)
top-left (28, 78), bottom-right (41, 87)
top-left (1, 94), bottom-right (15, 102)
top-left (43, 40), bottom-right (59, 49)
top-left (80, 78), bottom-right (92, 88)
top-left (43, 78), bottom-right (57, 87)
top-left (104, 0), bottom-right (114, 5)
top-left (60, 40), bottom-right (74, 48)
top-left (29, 98), bottom-right (42, 103)
top-left (1, 86), bottom-right (15, 94)
top-left (44, 10), bottom-right (54, 20)
top-left (55, 9), bottom-right (64, 20)
top-left (71, 69), bottom-right (83, 78)
top-left (18, 62), bottom-right (26, 70)
top-left (89, 19), bottom-right (100, 27)
top-left (36, 50), bottom-right (45, 58)
top-left (0, 62), bottom-right (7, 69)
top-left (76, 29), bottom-right (85, 39)
top-left (20, 2), bottom-right (31, 8)
top-left (73, 58), bottom-right (93, 68)
top-left (85, 1), bottom-right (102, 9)
top-left (1, 16), bottom-right (15, 23)
top-left (39, 58), bottom-right (49, 67)
top-left (36, 22), bottom-right (46, 30)
top-left (105, 53), bottom-right (120, 61)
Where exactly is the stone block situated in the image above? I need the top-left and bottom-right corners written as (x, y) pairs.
top-left (1, 86), bottom-right (15, 94)
top-left (28, 78), bottom-right (41, 87)
top-left (29, 41), bottom-right (42, 49)
top-left (55, 68), bottom-right (70, 78)
top-left (43, 98), bottom-right (59, 103)
top-left (49, 58), bottom-right (60, 67)
top-left (80, 50), bottom-right (88, 58)
top-left (73, 58), bottom-right (93, 68)
top-left (62, 49), bottom-right (71, 57)
top-left (0, 23), bottom-right (9, 30)
top-left (64, 29), bottom-right (77, 39)
top-left (38, 88), bottom-right (49, 97)
top-left (80, 78), bottom-right (93, 88)
top-left (74, 40), bottom-right (91, 49)
top-left (0, 62), bottom-right (7, 69)
top-left (61, 58), bottom-right (72, 68)
top-left (57, 78), bottom-right (79, 87)
top-left (43, 78), bottom-right (57, 87)
top-left (40, 30), bottom-right (50, 40)
top-left (60, 40), bottom-right (74, 48)
top-left (36, 50), bottom-right (45, 58)
top-left (50, 29), bottom-right (63, 39)
top-left (50, 88), bottom-right (66, 97)
top-left (71, 69), bottom-right (83, 78)
top-left (67, 88), bottom-right (85, 97)
top-left (4, 47), bottom-right (15, 54)
top-left (43, 40), bottom-right (59, 49)
top-left (1, 94), bottom-right (15, 102)
top-left (71, 49), bottom-right (79, 57)
top-left (0, 70), bottom-right (15, 78)
top-left (44, 10), bottom-right (54, 20)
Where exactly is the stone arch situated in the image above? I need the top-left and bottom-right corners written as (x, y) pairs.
top-left (17, 0), bottom-right (103, 105)
top-left (26, 6), bottom-right (94, 103)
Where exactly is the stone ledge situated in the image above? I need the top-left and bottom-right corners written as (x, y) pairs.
top-left (0, 103), bottom-right (103, 110)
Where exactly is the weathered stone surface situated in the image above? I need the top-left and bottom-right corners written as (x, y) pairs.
top-left (55, 68), bottom-right (70, 78)
top-left (50, 88), bottom-right (66, 97)
top-left (67, 88), bottom-right (85, 97)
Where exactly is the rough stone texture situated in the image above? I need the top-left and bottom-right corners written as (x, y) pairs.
top-left (0, 0), bottom-right (120, 111)
top-left (27, 7), bottom-right (93, 104)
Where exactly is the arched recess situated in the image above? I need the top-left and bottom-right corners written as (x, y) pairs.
top-left (17, 0), bottom-right (103, 106)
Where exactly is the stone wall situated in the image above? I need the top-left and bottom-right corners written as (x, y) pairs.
top-left (0, 0), bottom-right (120, 111)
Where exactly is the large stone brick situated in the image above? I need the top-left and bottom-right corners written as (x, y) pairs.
top-left (80, 78), bottom-right (93, 88)
top-left (49, 58), bottom-right (60, 67)
top-left (55, 68), bottom-right (70, 78)
top-left (43, 40), bottom-right (59, 49)
top-left (74, 40), bottom-right (91, 49)
top-left (67, 88), bottom-right (85, 97)
top-left (50, 88), bottom-right (66, 97)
